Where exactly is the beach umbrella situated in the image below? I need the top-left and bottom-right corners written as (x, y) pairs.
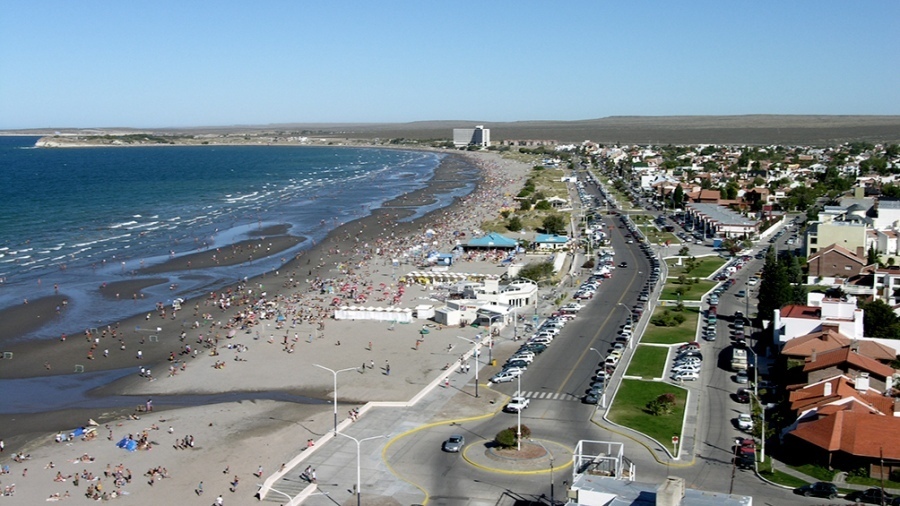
top-left (227, 329), bottom-right (237, 338)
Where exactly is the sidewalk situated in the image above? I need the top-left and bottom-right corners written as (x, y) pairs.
top-left (258, 332), bottom-right (515, 505)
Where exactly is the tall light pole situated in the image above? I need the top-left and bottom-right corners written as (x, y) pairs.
top-left (517, 372), bottom-right (522, 451)
top-left (314, 364), bottom-right (358, 436)
top-left (457, 336), bottom-right (480, 398)
top-left (530, 439), bottom-right (555, 505)
top-left (588, 348), bottom-right (608, 408)
top-left (337, 432), bottom-right (388, 506)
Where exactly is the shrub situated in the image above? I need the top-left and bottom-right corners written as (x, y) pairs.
top-left (507, 216), bottom-right (523, 232)
top-left (500, 209), bottom-right (511, 219)
top-left (534, 200), bottom-right (552, 211)
top-left (650, 310), bottom-right (686, 327)
top-left (646, 393), bottom-right (676, 415)
top-left (495, 428), bottom-right (517, 448)
top-left (582, 258), bottom-right (595, 269)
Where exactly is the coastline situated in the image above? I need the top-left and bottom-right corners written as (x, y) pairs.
top-left (0, 148), bottom-right (533, 504)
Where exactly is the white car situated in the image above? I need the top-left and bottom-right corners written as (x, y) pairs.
top-left (736, 413), bottom-right (754, 431)
top-left (504, 396), bottom-right (530, 413)
top-left (671, 365), bottom-right (701, 374)
top-left (748, 276), bottom-right (759, 286)
top-left (672, 371), bottom-right (699, 381)
top-left (529, 336), bottom-right (553, 346)
top-left (490, 369), bottom-right (523, 383)
top-left (536, 327), bottom-right (560, 336)
top-left (561, 303), bottom-right (584, 312)
top-left (510, 353), bottom-right (535, 363)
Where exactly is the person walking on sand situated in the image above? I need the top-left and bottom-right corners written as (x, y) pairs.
top-left (215, 495), bottom-right (224, 505)
top-left (196, 481), bottom-right (203, 495)
top-left (385, 361), bottom-right (390, 376)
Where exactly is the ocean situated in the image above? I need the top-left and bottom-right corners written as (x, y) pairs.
top-left (0, 137), bottom-right (471, 342)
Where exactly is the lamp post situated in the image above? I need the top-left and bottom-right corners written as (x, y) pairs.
top-left (517, 372), bottom-right (522, 451)
top-left (745, 346), bottom-right (765, 462)
top-left (617, 303), bottom-right (633, 349)
top-left (314, 364), bottom-right (358, 436)
top-left (337, 432), bottom-right (388, 506)
top-left (530, 439), bottom-right (555, 505)
top-left (588, 348), bottom-right (608, 408)
top-left (457, 336), bottom-right (480, 398)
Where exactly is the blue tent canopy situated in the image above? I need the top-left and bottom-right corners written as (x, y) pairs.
top-left (465, 233), bottom-right (518, 249)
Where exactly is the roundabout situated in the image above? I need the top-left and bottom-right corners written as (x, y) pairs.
top-left (462, 438), bottom-right (574, 475)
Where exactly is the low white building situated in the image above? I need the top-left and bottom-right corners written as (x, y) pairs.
top-left (773, 293), bottom-right (864, 345)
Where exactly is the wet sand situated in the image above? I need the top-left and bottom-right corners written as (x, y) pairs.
top-left (0, 150), bottom-right (533, 504)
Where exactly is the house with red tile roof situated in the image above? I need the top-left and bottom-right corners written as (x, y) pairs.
top-left (786, 407), bottom-right (900, 475)
top-left (781, 329), bottom-right (897, 363)
top-left (802, 347), bottom-right (895, 392)
top-left (805, 244), bottom-right (868, 285)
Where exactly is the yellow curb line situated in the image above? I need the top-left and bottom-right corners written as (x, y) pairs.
top-left (461, 438), bottom-right (574, 475)
top-left (589, 416), bottom-right (696, 468)
top-left (381, 387), bottom-right (509, 506)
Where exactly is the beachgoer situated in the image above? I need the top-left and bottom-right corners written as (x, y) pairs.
top-left (196, 481), bottom-right (203, 495)
top-left (216, 495), bottom-right (224, 505)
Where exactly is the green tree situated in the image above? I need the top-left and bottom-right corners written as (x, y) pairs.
top-left (672, 185), bottom-right (684, 209)
top-left (859, 299), bottom-right (900, 339)
top-left (541, 214), bottom-right (567, 235)
top-left (506, 216), bottom-right (523, 232)
top-left (518, 261), bottom-right (555, 282)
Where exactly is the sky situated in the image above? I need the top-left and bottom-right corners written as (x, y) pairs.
top-left (2, 1), bottom-right (899, 129)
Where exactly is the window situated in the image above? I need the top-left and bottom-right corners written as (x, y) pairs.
top-left (845, 265), bottom-right (852, 271)
top-left (810, 238), bottom-right (817, 244)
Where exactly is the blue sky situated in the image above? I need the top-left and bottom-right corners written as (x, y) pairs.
top-left (2, 1), bottom-right (898, 129)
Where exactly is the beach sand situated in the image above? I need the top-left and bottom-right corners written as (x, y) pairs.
top-left (0, 150), bottom-right (534, 504)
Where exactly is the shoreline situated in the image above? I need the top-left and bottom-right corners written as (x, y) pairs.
top-left (0, 149), bottom-right (534, 505)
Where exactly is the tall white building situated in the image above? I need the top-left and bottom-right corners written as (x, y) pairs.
top-left (453, 125), bottom-right (490, 148)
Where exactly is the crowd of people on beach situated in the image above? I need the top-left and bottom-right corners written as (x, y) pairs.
top-left (1, 153), bottom-right (529, 503)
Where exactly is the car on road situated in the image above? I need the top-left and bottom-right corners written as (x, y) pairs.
top-left (748, 276), bottom-right (759, 286)
top-left (442, 434), bottom-right (465, 452)
top-left (734, 370), bottom-right (749, 384)
top-left (794, 482), bottom-right (838, 499)
top-left (736, 290), bottom-right (746, 298)
top-left (529, 336), bottom-right (553, 346)
top-left (846, 487), bottom-right (895, 504)
top-left (504, 396), bottom-right (530, 413)
top-left (490, 369), bottom-right (522, 383)
top-left (736, 413), bottom-right (753, 431)
top-left (619, 262), bottom-right (628, 268)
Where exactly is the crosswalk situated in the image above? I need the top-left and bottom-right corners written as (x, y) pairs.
top-left (513, 390), bottom-right (580, 401)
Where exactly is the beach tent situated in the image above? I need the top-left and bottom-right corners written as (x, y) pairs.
top-left (116, 437), bottom-right (138, 452)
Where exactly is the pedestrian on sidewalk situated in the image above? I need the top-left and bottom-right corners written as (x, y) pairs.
top-left (385, 361), bottom-right (390, 376)
top-left (310, 469), bottom-right (317, 483)
top-left (196, 481), bottom-right (203, 495)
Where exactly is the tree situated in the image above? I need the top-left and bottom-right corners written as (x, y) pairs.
top-left (541, 214), bottom-right (567, 235)
top-left (506, 216), bottom-right (523, 232)
top-left (678, 246), bottom-right (690, 256)
top-left (518, 261), bottom-right (554, 282)
top-left (646, 393), bottom-right (677, 415)
top-left (860, 299), bottom-right (900, 339)
top-left (672, 185), bottom-right (684, 209)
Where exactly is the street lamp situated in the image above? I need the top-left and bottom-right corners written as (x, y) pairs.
top-left (337, 432), bottom-right (389, 506)
top-left (588, 348), bottom-right (608, 408)
top-left (744, 346), bottom-right (765, 462)
top-left (457, 336), bottom-right (480, 398)
top-left (530, 439), bottom-right (555, 505)
top-left (517, 372), bottom-right (522, 451)
top-left (617, 303), bottom-right (633, 349)
top-left (314, 364), bottom-right (358, 436)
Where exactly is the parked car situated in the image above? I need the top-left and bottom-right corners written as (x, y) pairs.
top-left (734, 370), bottom-right (749, 384)
top-left (490, 370), bottom-right (522, 383)
top-left (736, 413), bottom-right (753, 431)
top-left (505, 359), bottom-right (530, 370)
top-left (736, 290), bottom-right (746, 298)
top-left (677, 342), bottom-right (700, 352)
top-left (504, 396), bottom-right (530, 413)
top-left (794, 482), bottom-right (838, 499)
top-left (583, 392), bottom-right (601, 405)
top-left (672, 371), bottom-right (699, 381)
top-left (519, 343), bottom-right (547, 354)
top-left (734, 388), bottom-right (751, 404)
top-left (442, 434), bottom-right (465, 452)
top-left (846, 487), bottom-right (895, 505)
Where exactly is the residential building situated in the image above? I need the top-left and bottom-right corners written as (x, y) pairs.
top-left (452, 125), bottom-right (490, 148)
top-left (805, 244), bottom-right (868, 285)
top-left (773, 294), bottom-right (864, 345)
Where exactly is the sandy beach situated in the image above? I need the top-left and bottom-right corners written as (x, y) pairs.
top-left (0, 150), bottom-right (533, 504)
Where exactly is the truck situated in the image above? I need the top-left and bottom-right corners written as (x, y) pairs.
top-left (731, 348), bottom-right (748, 371)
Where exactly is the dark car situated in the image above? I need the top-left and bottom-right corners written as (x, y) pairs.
top-left (847, 487), bottom-right (893, 504)
top-left (735, 452), bottom-right (755, 470)
top-left (675, 350), bottom-right (703, 361)
top-left (794, 482), bottom-right (838, 499)
top-left (519, 343), bottom-right (547, 354)
top-left (505, 359), bottom-right (529, 370)
top-left (734, 388), bottom-right (750, 404)
top-left (618, 262), bottom-right (628, 268)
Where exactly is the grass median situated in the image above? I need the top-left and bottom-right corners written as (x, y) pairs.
top-left (665, 256), bottom-right (727, 279)
top-left (609, 380), bottom-right (687, 447)
top-left (625, 345), bottom-right (668, 379)
top-left (641, 307), bottom-right (700, 345)
top-left (660, 279), bottom-right (717, 301)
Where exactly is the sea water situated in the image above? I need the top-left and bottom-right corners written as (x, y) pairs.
top-left (0, 136), bottom-right (472, 341)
